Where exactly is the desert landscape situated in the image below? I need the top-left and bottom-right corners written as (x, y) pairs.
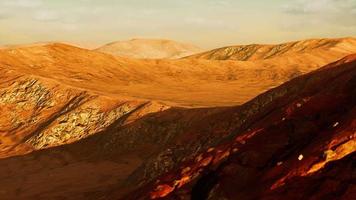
top-left (0, 0), bottom-right (355, 200)
top-left (0, 36), bottom-right (355, 200)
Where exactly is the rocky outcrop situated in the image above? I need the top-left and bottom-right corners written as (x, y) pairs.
top-left (27, 102), bottom-right (136, 149)
top-left (0, 73), bottom-right (169, 158)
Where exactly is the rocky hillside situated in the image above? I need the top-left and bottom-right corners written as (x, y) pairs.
top-left (186, 37), bottom-right (356, 61)
top-left (96, 39), bottom-right (202, 59)
top-left (123, 54), bottom-right (356, 200)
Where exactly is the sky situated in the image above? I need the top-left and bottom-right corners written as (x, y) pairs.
top-left (0, 0), bottom-right (355, 48)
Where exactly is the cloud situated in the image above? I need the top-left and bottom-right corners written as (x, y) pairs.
top-left (0, 14), bottom-right (9, 20)
top-left (33, 10), bottom-right (60, 22)
top-left (281, 0), bottom-right (356, 30)
top-left (184, 16), bottom-right (238, 30)
top-left (207, 0), bottom-right (231, 7)
top-left (0, 0), bottom-right (45, 22)
top-left (280, 18), bottom-right (322, 31)
top-left (2, 0), bottom-right (42, 8)
top-left (0, 11), bottom-right (10, 20)
top-left (283, 0), bottom-right (356, 15)
top-left (61, 23), bottom-right (78, 31)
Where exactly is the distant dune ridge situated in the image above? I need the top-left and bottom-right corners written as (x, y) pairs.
top-left (95, 38), bottom-right (203, 59)
top-left (187, 37), bottom-right (356, 60)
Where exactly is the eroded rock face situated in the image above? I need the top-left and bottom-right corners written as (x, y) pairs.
top-left (0, 73), bottom-right (168, 158)
top-left (27, 102), bottom-right (136, 149)
top-left (0, 79), bottom-right (55, 132)
top-left (0, 79), bottom-right (53, 107)
top-left (0, 77), bottom-right (82, 156)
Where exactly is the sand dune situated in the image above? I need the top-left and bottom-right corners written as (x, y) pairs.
top-left (96, 38), bottom-right (203, 59)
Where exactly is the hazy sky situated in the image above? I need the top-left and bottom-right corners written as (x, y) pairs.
top-left (0, 0), bottom-right (355, 48)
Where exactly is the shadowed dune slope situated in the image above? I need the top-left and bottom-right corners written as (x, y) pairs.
top-left (122, 54), bottom-right (356, 200)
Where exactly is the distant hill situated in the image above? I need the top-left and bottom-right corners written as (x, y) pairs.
top-left (96, 38), bottom-right (203, 59)
top-left (186, 37), bottom-right (356, 60)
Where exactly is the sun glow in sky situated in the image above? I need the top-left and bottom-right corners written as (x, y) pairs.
top-left (0, 0), bottom-right (355, 48)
